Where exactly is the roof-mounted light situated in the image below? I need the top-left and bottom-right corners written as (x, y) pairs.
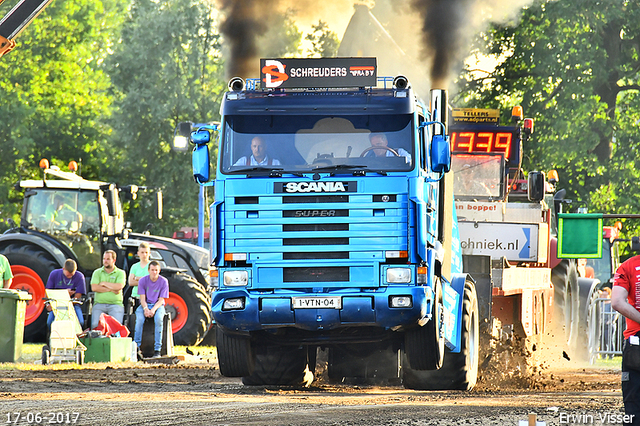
top-left (548, 169), bottom-right (559, 184)
top-left (39, 158), bottom-right (49, 169)
top-left (511, 105), bottom-right (523, 122)
top-left (393, 75), bottom-right (409, 90)
top-left (228, 77), bottom-right (245, 92)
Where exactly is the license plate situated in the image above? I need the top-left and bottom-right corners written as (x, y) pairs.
top-left (291, 296), bottom-right (342, 309)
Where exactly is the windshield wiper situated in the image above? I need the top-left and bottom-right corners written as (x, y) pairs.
top-left (312, 164), bottom-right (387, 176)
top-left (227, 167), bottom-right (284, 175)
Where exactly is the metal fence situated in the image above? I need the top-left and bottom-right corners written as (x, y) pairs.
top-left (588, 297), bottom-right (625, 364)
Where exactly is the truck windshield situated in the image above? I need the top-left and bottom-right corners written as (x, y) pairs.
top-left (220, 114), bottom-right (414, 174)
top-left (24, 188), bottom-right (103, 269)
top-left (452, 154), bottom-right (503, 199)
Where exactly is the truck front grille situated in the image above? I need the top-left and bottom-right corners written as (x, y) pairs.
top-left (283, 267), bottom-right (349, 282)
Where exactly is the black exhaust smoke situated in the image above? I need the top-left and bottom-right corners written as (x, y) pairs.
top-left (411, 0), bottom-right (534, 89)
top-left (217, 0), bottom-right (356, 80)
top-left (411, 0), bottom-right (469, 89)
top-left (217, 0), bottom-right (276, 80)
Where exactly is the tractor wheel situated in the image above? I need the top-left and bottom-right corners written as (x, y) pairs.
top-left (404, 279), bottom-right (444, 370)
top-left (165, 273), bottom-right (211, 346)
top-left (3, 244), bottom-right (59, 343)
top-left (551, 260), bottom-right (580, 352)
top-left (215, 325), bottom-right (254, 377)
top-left (242, 344), bottom-right (312, 386)
top-left (403, 281), bottom-right (479, 390)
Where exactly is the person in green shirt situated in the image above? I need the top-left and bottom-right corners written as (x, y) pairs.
top-left (90, 250), bottom-right (126, 328)
top-left (128, 242), bottom-right (151, 299)
top-left (45, 195), bottom-right (83, 230)
top-left (0, 254), bottom-right (12, 288)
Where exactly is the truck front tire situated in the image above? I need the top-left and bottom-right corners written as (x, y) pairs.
top-left (404, 280), bottom-right (444, 370)
top-left (403, 281), bottom-right (479, 390)
top-left (216, 325), bottom-right (255, 377)
top-left (242, 345), bottom-right (312, 386)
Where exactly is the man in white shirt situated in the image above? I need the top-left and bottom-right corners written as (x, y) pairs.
top-left (367, 133), bottom-right (411, 164)
top-left (234, 137), bottom-right (281, 166)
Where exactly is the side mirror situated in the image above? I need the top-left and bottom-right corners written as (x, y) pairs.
top-left (632, 236), bottom-right (640, 252)
top-left (527, 171), bottom-right (545, 202)
top-left (430, 134), bottom-right (451, 173)
top-left (191, 129), bottom-right (211, 145)
top-left (193, 144), bottom-right (210, 183)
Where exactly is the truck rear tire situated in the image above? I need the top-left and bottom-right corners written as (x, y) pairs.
top-left (403, 281), bottom-right (479, 390)
top-left (3, 243), bottom-right (59, 343)
top-left (165, 273), bottom-right (211, 346)
top-left (551, 260), bottom-right (579, 352)
top-left (242, 345), bottom-right (312, 386)
top-left (215, 325), bottom-right (254, 377)
top-left (404, 280), bottom-right (444, 370)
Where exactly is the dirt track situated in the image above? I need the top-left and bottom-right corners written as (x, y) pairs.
top-left (0, 351), bottom-right (625, 426)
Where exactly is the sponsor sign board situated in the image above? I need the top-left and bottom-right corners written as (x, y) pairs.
top-left (260, 58), bottom-right (377, 89)
top-left (459, 221), bottom-right (540, 262)
top-left (451, 108), bottom-right (500, 124)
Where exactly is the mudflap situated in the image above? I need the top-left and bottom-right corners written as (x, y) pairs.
top-left (443, 273), bottom-right (467, 353)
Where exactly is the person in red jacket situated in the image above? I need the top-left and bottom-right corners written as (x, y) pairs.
top-left (611, 255), bottom-right (640, 425)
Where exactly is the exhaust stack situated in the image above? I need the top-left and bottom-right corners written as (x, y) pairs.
top-left (430, 89), bottom-right (448, 135)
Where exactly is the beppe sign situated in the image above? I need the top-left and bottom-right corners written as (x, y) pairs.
top-left (260, 57), bottom-right (377, 89)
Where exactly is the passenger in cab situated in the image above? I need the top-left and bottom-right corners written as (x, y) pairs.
top-left (234, 137), bottom-right (281, 166)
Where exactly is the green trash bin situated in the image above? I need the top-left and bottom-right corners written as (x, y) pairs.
top-left (0, 288), bottom-right (32, 362)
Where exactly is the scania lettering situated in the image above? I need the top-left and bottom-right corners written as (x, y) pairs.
top-left (184, 57), bottom-right (479, 390)
top-left (284, 182), bottom-right (347, 193)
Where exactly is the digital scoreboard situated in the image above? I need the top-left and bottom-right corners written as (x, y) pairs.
top-left (449, 126), bottom-right (520, 167)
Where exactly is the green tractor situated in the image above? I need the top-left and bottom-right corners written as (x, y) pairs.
top-left (0, 162), bottom-right (213, 345)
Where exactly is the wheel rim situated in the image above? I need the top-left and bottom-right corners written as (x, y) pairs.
top-left (10, 265), bottom-right (46, 325)
top-left (165, 292), bottom-right (188, 332)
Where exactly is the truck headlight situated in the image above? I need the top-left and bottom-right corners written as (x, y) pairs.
top-left (386, 267), bottom-right (412, 283)
top-left (223, 270), bottom-right (249, 286)
top-left (390, 296), bottom-right (413, 308)
top-left (222, 297), bottom-right (245, 311)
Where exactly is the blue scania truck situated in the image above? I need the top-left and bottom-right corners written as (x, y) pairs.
top-left (185, 58), bottom-right (479, 390)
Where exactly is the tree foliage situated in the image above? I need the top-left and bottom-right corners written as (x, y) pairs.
top-left (305, 20), bottom-right (339, 58)
top-left (0, 0), bottom-right (125, 230)
top-left (102, 0), bottom-right (225, 235)
top-left (457, 0), bottom-right (640, 228)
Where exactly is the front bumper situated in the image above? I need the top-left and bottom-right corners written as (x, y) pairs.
top-left (212, 286), bottom-right (433, 336)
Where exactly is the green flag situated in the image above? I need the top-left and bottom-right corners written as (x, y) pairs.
top-left (557, 213), bottom-right (603, 258)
